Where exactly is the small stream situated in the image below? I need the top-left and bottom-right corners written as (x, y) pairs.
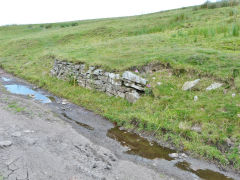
top-left (0, 75), bottom-right (238, 180)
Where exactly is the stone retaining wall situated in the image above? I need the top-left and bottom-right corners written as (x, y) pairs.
top-left (50, 60), bottom-right (148, 103)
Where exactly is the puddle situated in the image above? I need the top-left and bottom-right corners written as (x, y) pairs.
top-left (107, 127), bottom-right (175, 160)
top-left (61, 112), bottom-right (94, 131)
top-left (1, 77), bottom-right (11, 82)
top-left (4, 84), bottom-right (51, 103)
top-left (175, 161), bottom-right (233, 180)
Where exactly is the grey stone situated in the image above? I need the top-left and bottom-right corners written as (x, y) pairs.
top-left (25, 137), bottom-right (37, 145)
top-left (194, 96), bottom-right (198, 102)
top-left (117, 91), bottom-right (125, 98)
top-left (89, 66), bottom-right (95, 71)
top-left (93, 69), bottom-right (103, 76)
top-left (0, 141), bottom-right (12, 147)
top-left (180, 153), bottom-right (188, 158)
top-left (85, 79), bottom-right (94, 89)
top-left (191, 125), bottom-right (201, 133)
top-left (109, 73), bottom-right (120, 80)
top-left (11, 132), bottom-right (21, 137)
top-left (182, 79), bottom-right (200, 91)
top-left (169, 153), bottom-right (178, 158)
top-left (24, 130), bottom-right (34, 133)
top-left (125, 91), bottom-right (140, 103)
top-left (122, 71), bottom-right (147, 85)
top-left (206, 82), bottom-right (223, 91)
top-left (98, 75), bottom-right (108, 82)
top-left (78, 78), bottom-right (86, 87)
top-left (74, 65), bottom-right (81, 70)
top-left (226, 138), bottom-right (234, 147)
top-left (62, 99), bottom-right (68, 105)
top-left (108, 73), bottom-right (122, 86)
top-left (123, 81), bottom-right (145, 91)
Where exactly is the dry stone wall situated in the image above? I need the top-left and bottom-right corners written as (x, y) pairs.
top-left (51, 60), bottom-right (148, 103)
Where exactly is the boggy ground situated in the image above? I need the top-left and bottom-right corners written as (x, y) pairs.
top-left (0, 69), bottom-right (239, 180)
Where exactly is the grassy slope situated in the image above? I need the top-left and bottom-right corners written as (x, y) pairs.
top-left (0, 4), bottom-right (240, 168)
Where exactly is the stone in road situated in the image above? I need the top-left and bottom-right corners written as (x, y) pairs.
top-left (0, 94), bottom-right (167, 180)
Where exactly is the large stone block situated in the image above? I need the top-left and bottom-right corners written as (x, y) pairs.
top-left (182, 79), bottom-right (200, 91)
top-left (122, 71), bottom-right (147, 85)
top-left (123, 81), bottom-right (145, 91)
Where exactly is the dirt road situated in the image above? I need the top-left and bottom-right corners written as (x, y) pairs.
top-left (0, 88), bottom-right (168, 180)
top-left (0, 69), bottom-right (238, 180)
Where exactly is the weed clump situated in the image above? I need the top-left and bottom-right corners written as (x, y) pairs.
top-left (45, 24), bottom-right (52, 29)
top-left (71, 22), bottom-right (78, 26)
top-left (186, 55), bottom-right (210, 65)
top-left (174, 13), bottom-right (186, 22)
top-left (232, 24), bottom-right (239, 36)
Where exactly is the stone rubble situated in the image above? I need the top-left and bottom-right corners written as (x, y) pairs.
top-left (51, 60), bottom-right (148, 103)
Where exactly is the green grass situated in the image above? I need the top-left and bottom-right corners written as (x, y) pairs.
top-left (8, 102), bottom-right (25, 112)
top-left (0, 0), bottom-right (240, 169)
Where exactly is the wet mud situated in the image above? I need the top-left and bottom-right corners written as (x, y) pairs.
top-left (107, 127), bottom-right (175, 160)
top-left (176, 161), bottom-right (234, 180)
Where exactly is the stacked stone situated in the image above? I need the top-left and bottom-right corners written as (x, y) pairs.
top-left (51, 60), bottom-right (147, 103)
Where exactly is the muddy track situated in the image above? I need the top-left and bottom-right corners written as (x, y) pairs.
top-left (0, 69), bottom-right (239, 180)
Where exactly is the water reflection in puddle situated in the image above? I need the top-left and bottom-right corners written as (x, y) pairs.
top-left (1, 77), bottom-right (11, 82)
top-left (107, 127), bottom-right (234, 180)
top-left (175, 161), bottom-right (233, 180)
top-left (107, 127), bottom-right (175, 160)
top-left (4, 84), bottom-right (51, 103)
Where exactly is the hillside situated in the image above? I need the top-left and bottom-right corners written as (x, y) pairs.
top-left (0, 1), bottom-right (240, 169)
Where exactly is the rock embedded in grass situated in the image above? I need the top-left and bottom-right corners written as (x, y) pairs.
top-left (182, 79), bottom-right (200, 91)
top-left (194, 95), bottom-right (198, 102)
top-left (206, 82), bottom-right (223, 91)
top-left (191, 125), bottom-right (202, 133)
